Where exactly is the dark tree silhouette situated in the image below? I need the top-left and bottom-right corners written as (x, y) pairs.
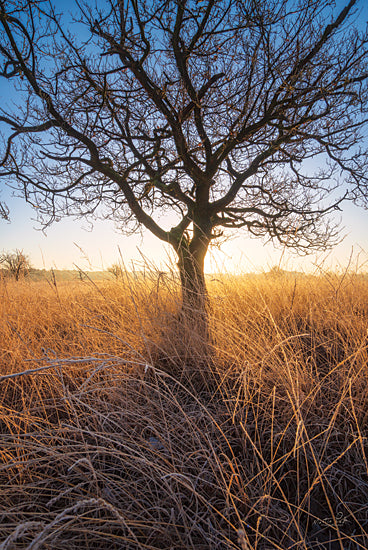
top-left (0, 249), bottom-right (31, 280)
top-left (0, 0), bottom-right (368, 317)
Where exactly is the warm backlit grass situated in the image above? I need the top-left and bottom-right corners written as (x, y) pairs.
top-left (0, 267), bottom-right (367, 549)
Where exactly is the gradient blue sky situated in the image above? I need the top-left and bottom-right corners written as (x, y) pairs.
top-left (1, 0), bottom-right (368, 273)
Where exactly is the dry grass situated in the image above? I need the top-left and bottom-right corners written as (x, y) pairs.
top-left (0, 267), bottom-right (367, 549)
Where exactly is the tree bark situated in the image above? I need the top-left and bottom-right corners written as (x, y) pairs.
top-left (178, 241), bottom-right (208, 314)
top-left (175, 217), bottom-right (212, 344)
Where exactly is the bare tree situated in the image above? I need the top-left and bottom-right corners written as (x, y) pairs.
top-left (0, 0), bottom-right (368, 319)
top-left (0, 249), bottom-right (31, 280)
top-left (108, 263), bottom-right (123, 280)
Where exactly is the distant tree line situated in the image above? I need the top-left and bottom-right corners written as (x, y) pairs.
top-left (0, 251), bottom-right (126, 282)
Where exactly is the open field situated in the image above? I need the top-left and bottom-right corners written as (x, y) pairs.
top-left (0, 269), bottom-right (368, 549)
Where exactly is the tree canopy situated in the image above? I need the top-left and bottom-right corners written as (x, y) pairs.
top-left (1, 0), bottom-right (368, 305)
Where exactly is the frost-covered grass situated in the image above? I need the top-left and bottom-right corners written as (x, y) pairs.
top-left (0, 268), bottom-right (367, 549)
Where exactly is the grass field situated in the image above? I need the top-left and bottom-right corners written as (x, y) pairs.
top-left (0, 268), bottom-right (367, 549)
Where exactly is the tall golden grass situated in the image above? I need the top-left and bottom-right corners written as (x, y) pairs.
top-left (0, 267), bottom-right (367, 549)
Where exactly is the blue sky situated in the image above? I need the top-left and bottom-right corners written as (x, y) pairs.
top-left (1, 0), bottom-right (368, 273)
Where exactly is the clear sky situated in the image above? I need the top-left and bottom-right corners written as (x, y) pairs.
top-left (1, 0), bottom-right (368, 274)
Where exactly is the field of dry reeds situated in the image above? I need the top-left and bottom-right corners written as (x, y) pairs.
top-left (0, 267), bottom-right (368, 549)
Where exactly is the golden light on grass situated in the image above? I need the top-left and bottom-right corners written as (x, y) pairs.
top-left (0, 267), bottom-right (367, 548)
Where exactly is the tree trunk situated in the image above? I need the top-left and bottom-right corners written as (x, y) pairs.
top-left (154, 217), bottom-right (216, 383)
top-left (178, 244), bottom-right (207, 313)
top-left (175, 223), bottom-right (211, 344)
